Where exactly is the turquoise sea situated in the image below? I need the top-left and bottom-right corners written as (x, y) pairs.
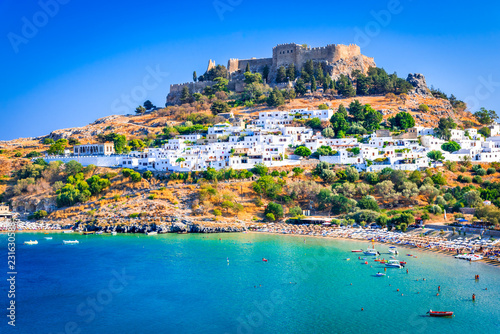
top-left (1, 232), bottom-right (500, 334)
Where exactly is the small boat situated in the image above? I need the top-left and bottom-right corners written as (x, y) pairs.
top-left (146, 231), bottom-right (158, 236)
top-left (388, 247), bottom-right (399, 255)
top-left (375, 273), bottom-right (386, 277)
top-left (96, 231), bottom-right (103, 235)
top-left (82, 231), bottom-right (94, 235)
top-left (345, 258), bottom-right (350, 261)
top-left (385, 259), bottom-right (403, 268)
top-left (63, 230), bottom-right (74, 234)
top-left (351, 250), bottom-right (363, 253)
top-left (24, 240), bottom-right (38, 245)
top-left (399, 261), bottom-right (407, 265)
top-left (111, 231), bottom-right (117, 235)
top-left (428, 310), bottom-right (453, 317)
top-left (364, 249), bottom-right (379, 256)
top-left (63, 240), bottom-right (79, 245)
top-left (262, 258), bottom-right (268, 262)
top-left (44, 237), bottom-right (53, 240)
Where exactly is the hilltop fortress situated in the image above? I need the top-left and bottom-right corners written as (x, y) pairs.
top-left (167, 42), bottom-right (376, 105)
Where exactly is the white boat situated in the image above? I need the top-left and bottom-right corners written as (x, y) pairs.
top-left (96, 231), bottom-right (103, 235)
top-left (146, 231), bottom-right (158, 236)
top-left (63, 240), bottom-right (79, 245)
top-left (44, 237), bottom-right (53, 240)
top-left (63, 230), bottom-right (74, 233)
top-left (385, 259), bottom-right (402, 268)
top-left (24, 240), bottom-right (38, 245)
top-left (375, 273), bottom-right (386, 277)
top-left (363, 249), bottom-right (379, 256)
top-left (388, 247), bottom-right (398, 255)
top-left (111, 231), bottom-right (117, 235)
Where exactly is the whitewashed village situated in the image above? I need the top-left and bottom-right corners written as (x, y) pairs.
top-left (41, 107), bottom-right (500, 173)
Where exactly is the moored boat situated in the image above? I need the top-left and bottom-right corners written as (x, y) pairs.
top-left (146, 231), bottom-right (158, 236)
top-left (351, 249), bottom-right (363, 253)
top-left (428, 310), bottom-right (453, 317)
top-left (44, 237), bottom-right (53, 240)
top-left (364, 249), bottom-right (379, 256)
top-left (111, 231), bottom-right (117, 235)
top-left (63, 240), bottom-right (79, 245)
top-left (388, 246), bottom-right (398, 255)
top-left (24, 240), bottom-right (38, 245)
top-left (385, 259), bottom-right (403, 268)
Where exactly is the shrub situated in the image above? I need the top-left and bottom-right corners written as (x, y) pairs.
top-left (462, 176), bottom-right (472, 183)
top-left (265, 202), bottom-right (284, 219)
top-left (473, 175), bottom-right (483, 184)
top-left (288, 206), bottom-right (302, 217)
top-left (459, 166), bottom-right (467, 172)
top-left (25, 151), bottom-right (41, 158)
top-left (476, 168), bottom-right (486, 176)
top-left (418, 104), bottom-right (429, 112)
top-left (14, 152), bottom-right (22, 157)
top-left (148, 194), bottom-right (156, 200)
top-left (318, 103), bottom-right (329, 110)
top-left (266, 213), bottom-right (276, 221)
top-left (213, 209), bottom-right (222, 217)
top-left (486, 167), bottom-right (496, 175)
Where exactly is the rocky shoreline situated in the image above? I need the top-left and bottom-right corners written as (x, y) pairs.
top-left (0, 218), bottom-right (247, 234)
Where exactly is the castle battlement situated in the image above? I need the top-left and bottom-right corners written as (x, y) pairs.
top-left (168, 41), bottom-right (375, 105)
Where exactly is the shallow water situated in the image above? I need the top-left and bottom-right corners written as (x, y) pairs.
top-left (1, 232), bottom-right (499, 334)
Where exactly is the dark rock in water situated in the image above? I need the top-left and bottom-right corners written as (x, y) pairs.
top-left (406, 73), bottom-right (431, 96)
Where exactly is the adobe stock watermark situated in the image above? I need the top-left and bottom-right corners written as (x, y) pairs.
top-left (111, 65), bottom-right (169, 114)
top-left (213, 0), bottom-right (242, 21)
top-left (463, 75), bottom-right (500, 111)
top-left (354, 0), bottom-right (411, 48)
top-left (7, 0), bottom-right (71, 54)
top-left (227, 243), bottom-right (334, 334)
top-left (49, 268), bottom-right (134, 334)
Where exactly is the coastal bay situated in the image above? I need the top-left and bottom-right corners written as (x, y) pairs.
top-left (2, 232), bottom-right (499, 334)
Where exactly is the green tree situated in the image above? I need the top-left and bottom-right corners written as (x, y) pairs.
top-left (294, 78), bottom-right (307, 96)
top-left (286, 63), bottom-right (296, 81)
top-left (337, 104), bottom-right (348, 117)
top-left (363, 105), bottom-right (383, 131)
top-left (294, 146), bottom-right (312, 157)
top-left (321, 127), bottom-right (335, 138)
top-left (311, 77), bottom-right (317, 92)
top-left (252, 163), bottom-right (268, 176)
top-left (389, 112), bottom-right (415, 129)
top-left (427, 150), bottom-right (444, 162)
top-left (135, 106), bottom-right (146, 114)
top-left (330, 113), bottom-right (349, 135)
top-left (213, 77), bottom-right (229, 92)
top-left (289, 206), bottom-right (302, 217)
top-left (245, 63), bottom-right (250, 72)
top-left (143, 170), bottom-right (153, 180)
top-left (180, 86), bottom-right (192, 104)
top-left (276, 66), bottom-right (287, 83)
top-left (349, 100), bottom-right (364, 122)
top-left (143, 100), bottom-right (154, 110)
top-left (358, 196), bottom-right (379, 211)
top-left (210, 100), bottom-right (231, 114)
top-left (474, 107), bottom-right (498, 125)
top-left (262, 65), bottom-right (270, 82)
top-left (441, 141), bottom-right (461, 153)
top-left (265, 202), bottom-right (284, 219)
top-left (435, 117), bottom-right (457, 140)
top-left (193, 71), bottom-right (197, 82)
top-left (267, 87), bottom-right (285, 107)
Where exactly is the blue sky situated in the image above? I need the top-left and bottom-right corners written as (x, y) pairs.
top-left (1, 0), bottom-right (499, 140)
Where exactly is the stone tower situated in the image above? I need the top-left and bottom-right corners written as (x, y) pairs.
top-left (207, 59), bottom-right (216, 72)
